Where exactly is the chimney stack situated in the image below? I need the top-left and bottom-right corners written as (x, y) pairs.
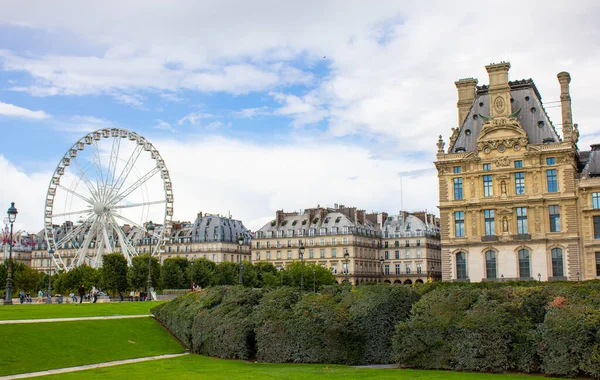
top-left (485, 62), bottom-right (512, 118)
top-left (454, 78), bottom-right (478, 127)
top-left (557, 71), bottom-right (573, 142)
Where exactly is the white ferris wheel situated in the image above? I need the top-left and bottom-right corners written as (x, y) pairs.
top-left (44, 128), bottom-right (174, 271)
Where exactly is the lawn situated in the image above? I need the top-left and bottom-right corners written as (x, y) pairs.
top-left (0, 301), bottom-right (162, 320)
top-left (43, 354), bottom-right (563, 380)
top-left (0, 317), bottom-right (184, 376)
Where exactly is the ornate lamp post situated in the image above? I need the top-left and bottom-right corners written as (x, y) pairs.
top-left (5, 202), bottom-right (18, 305)
top-left (298, 242), bottom-right (305, 293)
top-left (343, 248), bottom-right (350, 284)
top-left (47, 248), bottom-right (54, 303)
top-left (379, 256), bottom-right (385, 280)
top-left (146, 221), bottom-right (155, 301)
top-left (237, 235), bottom-right (244, 285)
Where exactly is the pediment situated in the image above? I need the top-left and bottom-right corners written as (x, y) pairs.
top-left (476, 116), bottom-right (528, 153)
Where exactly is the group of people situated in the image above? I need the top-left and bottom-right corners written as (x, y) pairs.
top-left (128, 290), bottom-right (149, 301)
top-left (18, 291), bottom-right (32, 303)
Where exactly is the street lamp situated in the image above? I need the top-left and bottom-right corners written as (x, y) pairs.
top-left (298, 242), bottom-right (305, 293)
top-left (47, 248), bottom-right (54, 304)
top-left (146, 221), bottom-right (155, 301)
top-left (237, 235), bottom-right (244, 285)
top-left (379, 256), bottom-right (385, 280)
top-left (430, 265), bottom-right (435, 282)
top-left (5, 202), bottom-right (18, 305)
top-left (538, 273), bottom-right (541, 282)
top-left (343, 248), bottom-right (350, 284)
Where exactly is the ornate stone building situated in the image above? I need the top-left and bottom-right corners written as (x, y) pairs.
top-left (253, 205), bottom-right (384, 285)
top-left (29, 211), bottom-right (251, 273)
top-left (435, 62), bottom-right (592, 282)
top-left (253, 205), bottom-right (441, 285)
top-left (380, 211), bottom-right (441, 284)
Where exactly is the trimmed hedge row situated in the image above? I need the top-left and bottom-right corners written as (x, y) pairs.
top-left (153, 281), bottom-right (600, 378)
top-left (152, 284), bottom-right (419, 364)
top-left (394, 282), bottom-right (600, 378)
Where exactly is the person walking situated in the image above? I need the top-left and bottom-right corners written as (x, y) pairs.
top-left (78, 284), bottom-right (85, 304)
top-left (19, 291), bottom-right (25, 304)
top-left (37, 290), bottom-right (43, 303)
top-left (91, 284), bottom-right (98, 303)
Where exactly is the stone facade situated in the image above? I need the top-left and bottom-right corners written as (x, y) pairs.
top-left (435, 62), bottom-right (598, 282)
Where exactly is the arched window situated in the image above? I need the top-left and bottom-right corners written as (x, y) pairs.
top-left (551, 248), bottom-right (564, 277)
top-left (456, 252), bottom-right (467, 280)
top-left (518, 249), bottom-right (530, 278)
top-left (485, 250), bottom-right (497, 279)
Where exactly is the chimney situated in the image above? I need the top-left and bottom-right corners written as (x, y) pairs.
top-left (276, 210), bottom-right (285, 225)
top-left (454, 77), bottom-right (478, 126)
top-left (485, 62), bottom-right (512, 118)
top-left (557, 71), bottom-right (573, 142)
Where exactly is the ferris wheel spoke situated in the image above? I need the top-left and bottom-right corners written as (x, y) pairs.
top-left (76, 218), bottom-right (100, 266)
top-left (109, 215), bottom-right (139, 265)
top-left (101, 220), bottom-right (114, 254)
top-left (52, 208), bottom-right (93, 219)
top-left (70, 157), bottom-right (100, 202)
top-left (112, 213), bottom-right (155, 238)
top-left (54, 217), bottom-right (94, 248)
top-left (91, 141), bottom-right (108, 201)
top-left (112, 200), bottom-right (166, 209)
top-left (109, 166), bottom-right (161, 206)
top-left (111, 144), bottom-right (144, 198)
top-left (57, 184), bottom-right (94, 205)
top-left (105, 136), bottom-right (121, 195)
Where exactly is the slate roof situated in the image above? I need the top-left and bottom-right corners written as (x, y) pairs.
top-left (579, 145), bottom-right (600, 178)
top-left (450, 79), bottom-right (560, 153)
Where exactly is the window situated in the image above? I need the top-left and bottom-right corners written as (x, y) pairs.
top-left (395, 264), bottom-right (400, 275)
top-left (331, 248), bottom-right (337, 258)
top-left (416, 240), bottom-right (421, 246)
top-left (266, 241), bottom-right (271, 248)
top-left (395, 250), bottom-right (400, 259)
top-left (516, 207), bottom-right (528, 234)
top-left (593, 193), bottom-right (600, 209)
top-left (484, 209), bottom-right (495, 236)
top-left (546, 157), bottom-right (555, 165)
top-left (343, 262), bottom-right (348, 274)
top-left (549, 205), bottom-right (561, 232)
top-left (287, 251), bottom-right (292, 259)
top-left (309, 239), bottom-right (314, 246)
top-left (483, 163), bottom-right (491, 171)
top-left (551, 248), bottom-right (564, 277)
top-left (518, 249), bottom-right (530, 278)
top-left (276, 251), bottom-right (281, 259)
top-left (287, 240), bottom-right (292, 247)
top-left (320, 249), bottom-right (325, 258)
top-left (594, 216), bottom-right (600, 239)
top-left (485, 250), bottom-right (497, 279)
top-left (405, 240), bottom-right (410, 247)
top-left (331, 238), bottom-right (336, 245)
top-left (515, 172), bottom-right (525, 194)
top-left (406, 264), bottom-right (411, 274)
top-left (546, 169), bottom-right (558, 192)
top-left (453, 166), bottom-right (461, 174)
top-left (309, 249), bottom-right (314, 259)
top-left (453, 177), bottom-right (463, 200)
top-left (454, 211), bottom-right (465, 237)
top-left (266, 251), bottom-right (271, 260)
top-left (256, 242), bottom-right (260, 249)
top-left (384, 251), bottom-right (389, 259)
top-left (256, 253), bottom-right (261, 261)
top-left (483, 175), bottom-right (493, 197)
top-left (596, 252), bottom-right (600, 277)
top-left (405, 250), bottom-right (411, 259)
top-left (276, 241), bottom-right (281, 248)
top-left (384, 264), bottom-right (390, 275)
top-left (514, 160), bottom-right (523, 168)
top-left (417, 264), bottom-right (422, 274)
top-left (319, 239), bottom-right (325, 246)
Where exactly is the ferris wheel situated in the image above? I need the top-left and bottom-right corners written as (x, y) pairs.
top-left (44, 128), bottom-right (174, 271)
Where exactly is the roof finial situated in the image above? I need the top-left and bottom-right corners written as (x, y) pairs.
top-left (437, 135), bottom-right (445, 153)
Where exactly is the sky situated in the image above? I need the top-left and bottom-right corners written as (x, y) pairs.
top-left (0, 0), bottom-right (599, 234)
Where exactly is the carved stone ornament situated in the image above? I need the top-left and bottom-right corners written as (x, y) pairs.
top-left (437, 135), bottom-right (445, 153)
top-left (494, 96), bottom-right (506, 113)
top-left (493, 156), bottom-right (510, 167)
top-left (535, 207), bottom-right (541, 233)
top-left (470, 179), bottom-right (476, 197)
top-left (559, 154), bottom-right (574, 164)
top-left (471, 211), bottom-right (477, 235)
top-left (497, 207), bottom-right (513, 215)
top-left (437, 165), bottom-right (448, 175)
top-left (502, 216), bottom-right (509, 232)
top-left (476, 116), bottom-right (529, 153)
top-left (532, 172), bottom-right (539, 193)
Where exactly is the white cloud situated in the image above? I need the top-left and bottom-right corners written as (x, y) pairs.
top-left (234, 106), bottom-right (270, 119)
top-left (176, 112), bottom-right (213, 126)
top-left (159, 93), bottom-right (184, 102)
top-left (155, 120), bottom-right (175, 132)
top-left (0, 101), bottom-right (50, 119)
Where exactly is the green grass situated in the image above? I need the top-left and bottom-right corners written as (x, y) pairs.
top-left (43, 354), bottom-right (563, 380)
top-left (0, 317), bottom-right (184, 376)
top-left (0, 301), bottom-right (162, 320)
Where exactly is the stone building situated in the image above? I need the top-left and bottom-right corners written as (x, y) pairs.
top-left (435, 61), bottom-right (595, 282)
top-left (253, 205), bottom-right (383, 285)
top-left (380, 211), bottom-right (441, 284)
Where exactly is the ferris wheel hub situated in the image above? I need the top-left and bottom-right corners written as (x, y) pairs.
top-left (93, 202), bottom-right (107, 215)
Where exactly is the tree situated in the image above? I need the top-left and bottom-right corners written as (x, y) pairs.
top-left (189, 258), bottom-right (216, 288)
top-left (13, 263), bottom-right (42, 293)
top-left (102, 253), bottom-right (128, 296)
top-left (127, 254), bottom-right (161, 291)
top-left (161, 258), bottom-right (186, 289)
top-left (283, 262), bottom-right (336, 291)
top-left (254, 262), bottom-right (278, 287)
top-left (213, 262), bottom-right (240, 286)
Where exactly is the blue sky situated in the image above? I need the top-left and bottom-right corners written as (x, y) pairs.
top-left (1, 0), bottom-right (599, 232)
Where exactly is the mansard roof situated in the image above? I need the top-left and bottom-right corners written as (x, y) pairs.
top-left (579, 145), bottom-right (600, 178)
top-left (450, 79), bottom-right (560, 153)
